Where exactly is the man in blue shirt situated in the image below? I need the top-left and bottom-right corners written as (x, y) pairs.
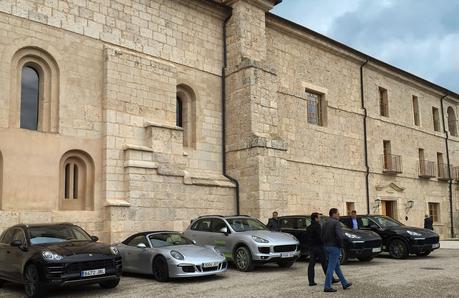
top-left (350, 210), bottom-right (359, 230)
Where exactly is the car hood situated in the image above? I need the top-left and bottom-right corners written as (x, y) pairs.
top-left (159, 244), bottom-right (226, 263)
top-left (385, 226), bottom-right (438, 237)
top-left (240, 230), bottom-right (298, 243)
top-left (342, 227), bottom-right (381, 240)
top-left (34, 241), bottom-right (113, 256)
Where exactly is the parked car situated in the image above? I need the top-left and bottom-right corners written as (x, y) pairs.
top-left (184, 215), bottom-right (300, 272)
top-left (115, 231), bottom-right (227, 281)
top-left (278, 215), bottom-right (382, 264)
top-left (340, 215), bottom-right (440, 259)
top-left (0, 223), bottom-right (122, 298)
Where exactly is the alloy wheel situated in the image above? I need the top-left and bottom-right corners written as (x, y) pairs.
top-left (235, 248), bottom-right (249, 270)
top-left (389, 239), bottom-right (407, 259)
top-left (24, 265), bottom-right (39, 297)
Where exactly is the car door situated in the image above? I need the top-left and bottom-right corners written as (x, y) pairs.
top-left (3, 228), bottom-right (28, 281)
top-left (121, 235), bottom-right (151, 274)
top-left (186, 218), bottom-right (213, 246)
top-left (0, 228), bottom-right (14, 279)
top-left (209, 219), bottom-right (232, 257)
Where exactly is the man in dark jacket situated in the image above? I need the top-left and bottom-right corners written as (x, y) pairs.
top-left (424, 215), bottom-right (434, 230)
top-left (322, 208), bottom-right (352, 292)
top-left (267, 211), bottom-right (280, 231)
top-left (307, 213), bottom-right (338, 286)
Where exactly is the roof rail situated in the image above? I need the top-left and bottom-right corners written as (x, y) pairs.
top-left (197, 215), bottom-right (224, 219)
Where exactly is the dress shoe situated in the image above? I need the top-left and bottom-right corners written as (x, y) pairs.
top-left (309, 282), bottom-right (317, 286)
top-left (324, 288), bottom-right (337, 292)
top-left (343, 282), bottom-right (352, 290)
top-left (332, 278), bottom-right (340, 284)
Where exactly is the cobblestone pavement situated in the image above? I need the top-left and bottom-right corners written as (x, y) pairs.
top-left (1, 249), bottom-right (458, 298)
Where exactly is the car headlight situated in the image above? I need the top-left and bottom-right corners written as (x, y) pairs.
top-left (406, 230), bottom-right (422, 237)
top-left (42, 251), bottom-right (63, 261)
top-left (110, 246), bottom-right (120, 255)
top-left (214, 247), bottom-right (225, 257)
top-left (344, 232), bottom-right (362, 239)
top-left (170, 250), bottom-right (184, 260)
top-left (252, 236), bottom-right (269, 243)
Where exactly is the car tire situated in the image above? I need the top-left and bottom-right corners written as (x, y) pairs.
top-left (415, 251), bottom-right (431, 257)
top-left (99, 278), bottom-right (120, 289)
top-left (389, 239), bottom-right (409, 259)
top-left (24, 264), bottom-right (46, 298)
top-left (152, 256), bottom-right (169, 282)
top-left (356, 256), bottom-right (374, 262)
top-left (234, 246), bottom-right (254, 272)
top-left (339, 248), bottom-right (348, 265)
top-left (277, 260), bottom-right (295, 268)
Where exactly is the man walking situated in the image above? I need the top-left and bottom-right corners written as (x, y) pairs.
top-left (322, 208), bottom-right (352, 292)
top-left (350, 210), bottom-right (359, 230)
top-left (267, 211), bottom-right (280, 231)
top-left (307, 212), bottom-right (338, 286)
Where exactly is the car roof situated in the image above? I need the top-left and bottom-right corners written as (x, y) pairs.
top-left (195, 215), bottom-right (252, 220)
top-left (11, 222), bottom-right (76, 229)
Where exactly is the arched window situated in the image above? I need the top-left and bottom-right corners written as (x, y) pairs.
top-left (20, 66), bottom-right (40, 130)
top-left (59, 150), bottom-right (94, 211)
top-left (447, 107), bottom-right (457, 137)
top-left (11, 47), bottom-right (59, 132)
top-left (176, 84), bottom-right (197, 148)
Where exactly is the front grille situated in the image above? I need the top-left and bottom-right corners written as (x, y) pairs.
top-left (258, 247), bottom-right (270, 254)
top-left (365, 239), bottom-right (382, 248)
top-left (66, 259), bottom-right (115, 274)
top-left (273, 245), bottom-right (297, 253)
top-left (46, 264), bottom-right (65, 278)
top-left (182, 266), bottom-right (195, 273)
top-left (417, 236), bottom-right (439, 245)
top-left (202, 266), bottom-right (219, 272)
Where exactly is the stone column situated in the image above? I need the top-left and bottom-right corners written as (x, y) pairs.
top-left (223, 0), bottom-right (288, 219)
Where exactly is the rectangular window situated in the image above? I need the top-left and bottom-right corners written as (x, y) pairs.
top-left (437, 152), bottom-right (444, 177)
top-left (306, 91), bottom-right (322, 126)
top-left (412, 96), bottom-right (420, 126)
top-left (432, 107), bottom-right (440, 131)
top-left (428, 202), bottom-right (440, 222)
top-left (383, 140), bottom-right (392, 170)
top-left (418, 148), bottom-right (425, 161)
top-left (379, 87), bottom-right (389, 117)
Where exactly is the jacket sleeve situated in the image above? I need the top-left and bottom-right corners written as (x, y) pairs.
top-left (267, 219), bottom-right (273, 229)
top-left (335, 221), bottom-right (345, 245)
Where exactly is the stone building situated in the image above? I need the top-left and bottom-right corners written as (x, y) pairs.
top-left (0, 0), bottom-right (457, 241)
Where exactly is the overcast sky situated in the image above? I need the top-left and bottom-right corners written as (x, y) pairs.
top-left (272, 0), bottom-right (459, 93)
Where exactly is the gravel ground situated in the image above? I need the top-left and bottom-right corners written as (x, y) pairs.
top-left (1, 249), bottom-right (458, 298)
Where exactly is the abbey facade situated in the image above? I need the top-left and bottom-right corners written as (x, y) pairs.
top-left (0, 0), bottom-right (457, 241)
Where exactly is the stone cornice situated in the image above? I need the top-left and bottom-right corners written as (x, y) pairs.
top-left (220, 0), bottom-right (280, 11)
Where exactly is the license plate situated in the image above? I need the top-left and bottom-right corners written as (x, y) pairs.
top-left (432, 243), bottom-right (440, 249)
top-left (372, 247), bottom-right (382, 253)
top-left (203, 262), bottom-right (219, 268)
top-left (281, 252), bottom-right (293, 258)
top-left (81, 268), bottom-right (105, 277)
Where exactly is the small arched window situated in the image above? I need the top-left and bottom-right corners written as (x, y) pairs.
top-left (20, 66), bottom-right (40, 130)
top-left (59, 150), bottom-right (94, 211)
top-left (176, 84), bottom-right (197, 148)
top-left (447, 107), bottom-right (457, 137)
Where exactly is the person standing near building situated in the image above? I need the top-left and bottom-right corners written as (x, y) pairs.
top-left (322, 208), bottom-right (352, 293)
top-left (307, 212), bottom-right (339, 286)
top-left (350, 210), bottom-right (359, 230)
top-left (424, 214), bottom-right (434, 230)
top-left (267, 211), bottom-right (280, 231)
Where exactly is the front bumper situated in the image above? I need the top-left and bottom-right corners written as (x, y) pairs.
top-left (41, 256), bottom-right (122, 287)
top-left (346, 239), bottom-right (382, 258)
top-left (168, 260), bottom-right (228, 278)
top-left (252, 244), bottom-right (300, 262)
top-left (409, 237), bottom-right (440, 254)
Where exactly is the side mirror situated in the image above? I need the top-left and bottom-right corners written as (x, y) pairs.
top-left (10, 240), bottom-right (23, 247)
top-left (136, 243), bottom-right (147, 249)
top-left (90, 236), bottom-right (99, 242)
top-left (219, 227), bottom-right (229, 235)
top-left (368, 224), bottom-right (379, 230)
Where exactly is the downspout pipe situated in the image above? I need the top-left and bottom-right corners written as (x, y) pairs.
top-left (222, 14), bottom-right (241, 215)
top-left (440, 94), bottom-right (455, 238)
top-left (360, 57), bottom-right (370, 214)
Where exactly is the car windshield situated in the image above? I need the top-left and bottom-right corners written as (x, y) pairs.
top-left (29, 225), bottom-right (92, 245)
top-left (370, 216), bottom-right (403, 228)
top-left (226, 218), bottom-right (268, 232)
top-left (148, 233), bottom-right (193, 248)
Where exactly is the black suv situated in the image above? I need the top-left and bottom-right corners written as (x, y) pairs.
top-left (279, 215), bottom-right (382, 264)
top-left (0, 223), bottom-right (122, 297)
top-left (340, 215), bottom-right (440, 259)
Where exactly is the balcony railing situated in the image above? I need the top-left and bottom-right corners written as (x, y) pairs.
top-left (381, 154), bottom-right (402, 174)
top-left (418, 160), bottom-right (436, 178)
top-left (437, 163), bottom-right (453, 181)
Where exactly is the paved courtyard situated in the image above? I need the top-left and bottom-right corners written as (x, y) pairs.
top-left (1, 248), bottom-right (459, 298)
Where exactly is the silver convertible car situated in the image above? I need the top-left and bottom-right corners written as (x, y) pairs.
top-left (184, 215), bottom-right (300, 271)
top-left (115, 231), bottom-right (227, 281)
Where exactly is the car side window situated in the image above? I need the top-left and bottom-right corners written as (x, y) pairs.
top-left (192, 219), bottom-right (212, 232)
top-left (12, 229), bottom-right (26, 243)
top-left (280, 218), bottom-right (295, 229)
top-left (210, 219), bottom-right (228, 233)
top-left (297, 218), bottom-right (310, 229)
top-left (360, 217), bottom-right (375, 228)
top-left (1, 229), bottom-right (14, 244)
top-left (127, 235), bottom-right (149, 247)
